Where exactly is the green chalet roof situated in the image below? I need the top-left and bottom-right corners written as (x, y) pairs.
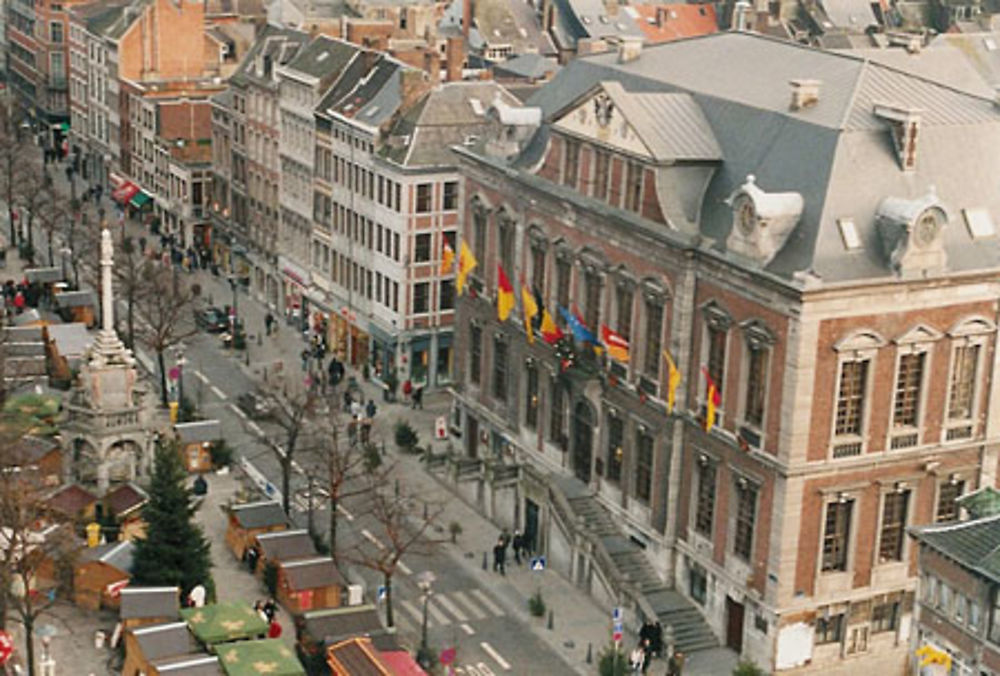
top-left (217, 639), bottom-right (305, 676)
top-left (910, 513), bottom-right (1000, 584)
top-left (180, 603), bottom-right (268, 647)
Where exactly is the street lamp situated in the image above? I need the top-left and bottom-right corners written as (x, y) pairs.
top-left (175, 345), bottom-right (187, 406)
top-left (228, 276), bottom-right (239, 350)
top-left (415, 570), bottom-right (436, 668)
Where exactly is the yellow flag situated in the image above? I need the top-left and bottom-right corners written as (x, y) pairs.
top-left (521, 285), bottom-right (538, 343)
top-left (456, 241), bottom-right (477, 296)
top-left (663, 350), bottom-right (681, 413)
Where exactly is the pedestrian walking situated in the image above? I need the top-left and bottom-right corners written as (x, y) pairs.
top-left (301, 349), bottom-right (310, 372)
top-left (365, 399), bottom-right (377, 419)
top-left (411, 385), bottom-right (423, 410)
top-left (666, 650), bottom-right (685, 676)
top-left (402, 379), bottom-right (412, 404)
top-left (629, 645), bottom-right (644, 673)
top-left (343, 389), bottom-right (353, 412)
top-left (492, 538), bottom-right (506, 575)
top-left (267, 619), bottom-right (282, 638)
top-left (253, 601), bottom-right (268, 623)
top-left (263, 598), bottom-right (277, 623)
top-left (265, 312), bottom-right (274, 336)
top-left (512, 530), bottom-right (524, 566)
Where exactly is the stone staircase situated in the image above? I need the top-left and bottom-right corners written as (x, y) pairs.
top-left (556, 477), bottom-right (719, 654)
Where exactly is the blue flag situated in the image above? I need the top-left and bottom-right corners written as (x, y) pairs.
top-left (558, 305), bottom-right (598, 344)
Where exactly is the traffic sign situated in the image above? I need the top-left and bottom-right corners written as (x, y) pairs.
top-left (0, 630), bottom-right (12, 665)
top-left (376, 585), bottom-right (387, 601)
top-left (613, 622), bottom-right (623, 634)
top-left (439, 647), bottom-right (456, 665)
top-left (530, 556), bottom-right (546, 571)
top-left (435, 416), bottom-right (448, 440)
top-left (612, 606), bottom-right (622, 622)
top-left (612, 630), bottom-right (623, 643)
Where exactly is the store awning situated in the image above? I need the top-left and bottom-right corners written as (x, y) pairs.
top-left (129, 191), bottom-right (152, 208)
top-left (111, 181), bottom-right (139, 203)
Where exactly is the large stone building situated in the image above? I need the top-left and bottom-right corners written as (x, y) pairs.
top-left (451, 31), bottom-right (1000, 673)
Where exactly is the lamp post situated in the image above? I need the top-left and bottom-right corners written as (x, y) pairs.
top-left (415, 570), bottom-right (436, 668)
top-left (176, 345), bottom-right (187, 406)
top-left (59, 245), bottom-right (70, 283)
top-left (228, 276), bottom-right (239, 350)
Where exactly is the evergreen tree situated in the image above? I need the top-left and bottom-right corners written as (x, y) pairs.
top-left (131, 440), bottom-right (214, 598)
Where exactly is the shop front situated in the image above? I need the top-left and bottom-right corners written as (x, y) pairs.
top-left (403, 330), bottom-right (454, 389)
top-left (329, 306), bottom-right (368, 367)
top-left (369, 322), bottom-right (397, 384)
top-left (279, 255), bottom-right (311, 329)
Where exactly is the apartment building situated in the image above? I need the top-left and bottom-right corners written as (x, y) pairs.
top-left (451, 31), bottom-right (1000, 673)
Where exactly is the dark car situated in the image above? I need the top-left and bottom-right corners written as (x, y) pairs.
top-left (195, 307), bottom-right (229, 333)
top-left (237, 391), bottom-right (273, 420)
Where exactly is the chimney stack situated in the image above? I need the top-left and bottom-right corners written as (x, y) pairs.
top-left (400, 69), bottom-right (430, 110)
top-left (445, 36), bottom-right (464, 82)
top-left (618, 36), bottom-right (642, 63)
top-left (789, 79), bottom-right (821, 111)
top-left (423, 49), bottom-right (440, 86)
top-left (463, 0), bottom-right (473, 39)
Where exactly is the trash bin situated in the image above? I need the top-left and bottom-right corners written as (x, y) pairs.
top-left (94, 630), bottom-right (106, 649)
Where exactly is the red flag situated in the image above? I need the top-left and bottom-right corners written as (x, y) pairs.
top-left (703, 367), bottom-right (721, 432)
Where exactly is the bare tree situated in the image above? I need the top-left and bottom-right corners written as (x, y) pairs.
top-left (345, 482), bottom-right (445, 629)
top-left (0, 427), bottom-right (74, 676)
top-left (134, 264), bottom-right (200, 406)
top-left (114, 236), bottom-right (153, 350)
top-left (33, 200), bottom-right (68, 268)
top-left (0, 109), bottom-right (35, 248)
top-left (267, 389), bottom-right (316, 516)
top-left (13, 165), bottom-right (51, 260)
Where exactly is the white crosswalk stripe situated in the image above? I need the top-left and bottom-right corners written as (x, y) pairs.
top-left (426, 597), bottom-right (449, 626)
top-left (434, 593), bottom-right (469, 622)
top-left (396, 589), bottom-right (503, 628)
top-left (400, 599), bottom-right (427, 627)
top-left (471, 589), bottom-right (504, 616)
top-left (451, 590), bottom-right (487, 620)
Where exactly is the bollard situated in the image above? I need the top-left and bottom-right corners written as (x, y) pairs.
top-left (547, 610), bottom-right (554, 630)
top-left (585, 642), bottom-right (592, 664)
top-left (482, 551), bottom-right (488, 570)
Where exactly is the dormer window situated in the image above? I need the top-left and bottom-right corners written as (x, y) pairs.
top-left (725, 175), bottom-right (803, 265)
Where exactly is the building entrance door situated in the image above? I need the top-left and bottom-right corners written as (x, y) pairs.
top-left (725, 596), bottom-right (745, 654)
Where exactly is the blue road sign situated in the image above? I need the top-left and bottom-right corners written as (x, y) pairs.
top-left (613, 622), bottom-right (623, 634)
top-left (376, 586), bottom-right (387, 601)
top-left (530, 556), bottom-right (546, 571)
top-left (612, 606), bottom-right (622, 622)
top-left (265, 482), bottom-right (275, 496)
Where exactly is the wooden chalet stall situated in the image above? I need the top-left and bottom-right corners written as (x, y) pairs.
top-left (120, 586), bottom-right (181, 630)
top-left (46, 322), bottom-right (93, 384)
top-left (225, 501), bottom-right (288, 559)
top-left (122, 620), bottom-right (200, 676)
top-left (53, 289), bottom-right (98, 327)
top-left (104, 483), bottom-right (149, 541)
top-left (327, 637), bottom-right (425, 675)
top-left (253, 529), bottom-right (316, 576)
top-left (7, 435), bottom-right (62, 486)
top-left (73, 540), bottom-right (134, 610)
top-left (276, 557), bottom-right (344, 614)
top-left (144, 654), bottom-right (223, 676)
top-left (46, 484), bottom-right (98, 524)
top-left (294, 605), bottom-right (391, 674)
top-left (174, 420), bottom-right (223, 473)
top-left (180, 602), bottom-right (269, 650)
top-left (216, 639), bottom-right (305, 676)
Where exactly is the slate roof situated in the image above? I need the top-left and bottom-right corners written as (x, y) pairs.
top-left (230, 25), bottom-right (309, 89)
top-left (105, 482), bottom-right (149, 516)
top-left (911, 514), bottom-right (1000, 584)
top-left (216, 639), bottom-right (305, 676)
top-left (547, 0), bottom-right (643, 50)
top-left (382, 81), bottom-right (520, 167)
top-left (300, 605), bottom-right (387, 647)
top-left (47, 484), bottom-right (98, 515)
top-left (78, 1), bottom-right (130, 36)
top-left (230, 501), bottom-right (288, 529)
top-left (53, 289), bottom-right (97, 308)
top-left (175, 420), bottom-right (223, 444)
top-left (131, 621), bottom-right (198, 661)
top-left (817, 0), bottom-right (878, 31)
top-left (473, 0), bottom-right (553, 55)
top-left (78, 540), bottom-right (135, 572)
top-left (281, 557), bottom-right (344, 590)
top-left (255, 529), bottom-right (316, 561)
top-left (283, 35), bottom-right (356, 81)
top-left (493, 53), bottom-right (560, 81)
top-left (120, 586), bottom-right (181, 620)
top-left (518, 31), bottom-right (1000, 284)
top-left (320, 53), bottom-right (403, 128)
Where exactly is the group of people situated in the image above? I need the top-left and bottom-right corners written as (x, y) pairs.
top-left (628, 620), bottom-right (686, 675)
top-left (345, 393), bottom-right (378, 444)
top-left (2, 278), bottom-right (35, 317)
top-left (253, 598), bottom-right (283, 639)
top-left (491, 528), bottom-right (532, 575)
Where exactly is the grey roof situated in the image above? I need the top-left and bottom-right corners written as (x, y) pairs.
top-left (283, 35), bottom-right (357, 81)
top-left (54, 289), bottom-right (98, 308)
top-left (174, 420), bottom-right (223, 444)
top-left (911, 514), bottom-right (1000, 584)
top-left (813, 0), bottom-right (878, 32)
top-left (493, 53), bottom-right (560, 81)
top-left (301, 604), bottom-right (386, 646)
top-left (230, 501), bottom-right (288, 529)
top-left (8, 435), bottom-right (60, 466)
top-left (78, 540), bottom-right (135, 572)
top-left (318, 52), bottom-right (405, 128)
top-left (547, 0), bottom-right (643, 50)
top-left (4, 326), bottom-right (44, 343)
top-left (383, 81), bottom-right (520, 167)
top-left (472, 0), bottom-right (554, 55)
top-left (131, 622), bottom-right (198, 661)
top-left (255, 529), bottom-right (317, 561)
top-left (24, 268), bottom-right (63, 284)
top-left (148, 655), bottom-right (223, 675)
top-left (78, 1), bottom-right (130, 36)
top-left (519, 31), bottom-right (1000, 284)
top-left (120, 587), bottom-right (180, 620)
top-left (47, 323), bottom-right (94, 359)
top-left (281, 556), bottom-right (344, 590)
top-left (230, 25), bottom-right (309, 89)
top-left (841, 43), bottom-right (995, 98)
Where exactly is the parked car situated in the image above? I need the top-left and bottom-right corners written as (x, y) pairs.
top-left (195, 307), bottom-right (229, 333)
top-left (237, 391), bottom-right (273, 420)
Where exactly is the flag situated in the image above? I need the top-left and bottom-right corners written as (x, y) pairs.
top-left (558, 305), bottom-right (598, 344)
top-left (440, 239), bottom-right (455, 276)
top-left (522, 285), bottom-right (538, 343)
top-left (663, 350), bottom-right (681, 413)
top-left (601, 325), bottom-right (629, 362)
top-left (540, 309), bottom-right (564, 344)
top-left (497, 264), bottom-right (515, 321)
top-left (456, 241), bottom-right (477, 295)
top-left (703, 367), bottom-right (721, 432)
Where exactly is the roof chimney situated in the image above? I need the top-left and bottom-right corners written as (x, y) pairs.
top-left (400, 68), bottom-right (430, 110)
top-left (618, 36), bottom-right (642, 63)
top-left (445, 36), bottom-right (464, 82)
top-left (732, 0), bottom-right (751, 30)
top-left (463, 0), bottom-right (473, 39)
top-left (789, 79), bottom-right (821, 111)
top-left (423, 49), bottom-right (439, 86)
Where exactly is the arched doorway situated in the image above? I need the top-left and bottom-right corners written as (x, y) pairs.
top-left (572, 400), bottom-right (595, 484)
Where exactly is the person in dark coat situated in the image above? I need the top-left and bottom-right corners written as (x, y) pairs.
top-left (365, 399), bottom-right (377, 419)
top-left (512, 531), bottom-right (524, 565)
top-left (263, 598), bottom-right (277, 623)
top-left (492, 539), bottom-right (506, 575)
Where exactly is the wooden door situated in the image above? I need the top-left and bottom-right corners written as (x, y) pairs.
top-left (725, 597), bottom-right (744, 654)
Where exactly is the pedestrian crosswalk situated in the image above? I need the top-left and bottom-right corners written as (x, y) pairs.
top-left (392, 588), bottom-right (506, 633)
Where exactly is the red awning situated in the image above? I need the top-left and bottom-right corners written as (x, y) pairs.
top-left (112, 182), bottom-right (139, 204)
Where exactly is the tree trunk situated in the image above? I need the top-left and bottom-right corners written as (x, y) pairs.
top-left (26, 212), bottom-right (33, 252)
top-left (329, 494), bottom-right (339, 562)
top-left (7, 204), bottom-right (14, 249)
top-left (157, 349), bottom-right (168, 407)
top-left (23, 612), bottom-right (34, 676)
top-left (384, 572), bottom-right (394, 628)
top-left (47, 229), bottom-right (53, 267)
top-left (280, 456), bottom-right (291, 516)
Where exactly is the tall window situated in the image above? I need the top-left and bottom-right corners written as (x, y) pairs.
top-left (878, 490), bottom-right (909, 563)
top-left (624, 161), bottom-right (643, 212)
top-left (525, 362), bottom-right (539, 429)
top-left (492, 337), bottom-right (508, 402)
top-left (584, 271), bottom-right (601, 332)
top-left (822, 499), bottom-right (853, 572)
top-left (469, 325), bottom-right (482, 385)
top-left (443, 181), bottom-right (458, 210)
top-left (948, 344), bottom-right (979, 421)
top-left (498, 218), bottom-right (515, 274)
top-left (744, 343), bottom-right (769, 427)
top-left (706, 323), bottom-right (727, 395)
top-left (733, 480), bottom-right (757, 561)
top-left (644, 299), bottom-right (664, 377)
top-left (815, 614), bottom-right (844, 645)
top-left (414, 233), bottom-right (431, 262)
top-left (439, 280), bottom-right (455, 311)
top-left (556, 258), bottom-right (571, 314)
top-left (936, 480), bottom-right (965, 522)
top-left (593, 149), bottom-right (610, 200)
top-left (694, 460), bottom-right (716, 537)
top-left (893, 353), bottom-right (925, 428)
top-left (530, 243), bottom-right (546, 298)
top-left (606, 414), bottom-right (623, 483)
top-left (413, 282), bottom-right (429, 314)
top-left (834, 360), bottom-right (869, 436)
top-left (635, 430), bottom-right (653, 503)
top-left (563, 138), bottom-right (580, 188)
top-left (616, 285), bottom-right (633, 341)
top-left (416, 183), bottom-right (432, 213)
top-left (871, 601), bottom-right (899, 634)
top-left (549, 379), bottom-right (566, 445)
top-left (473, 205), bottom-right (487, 270)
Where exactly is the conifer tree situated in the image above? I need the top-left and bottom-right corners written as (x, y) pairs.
top-left (131, 441), bottom-right (214, 598)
